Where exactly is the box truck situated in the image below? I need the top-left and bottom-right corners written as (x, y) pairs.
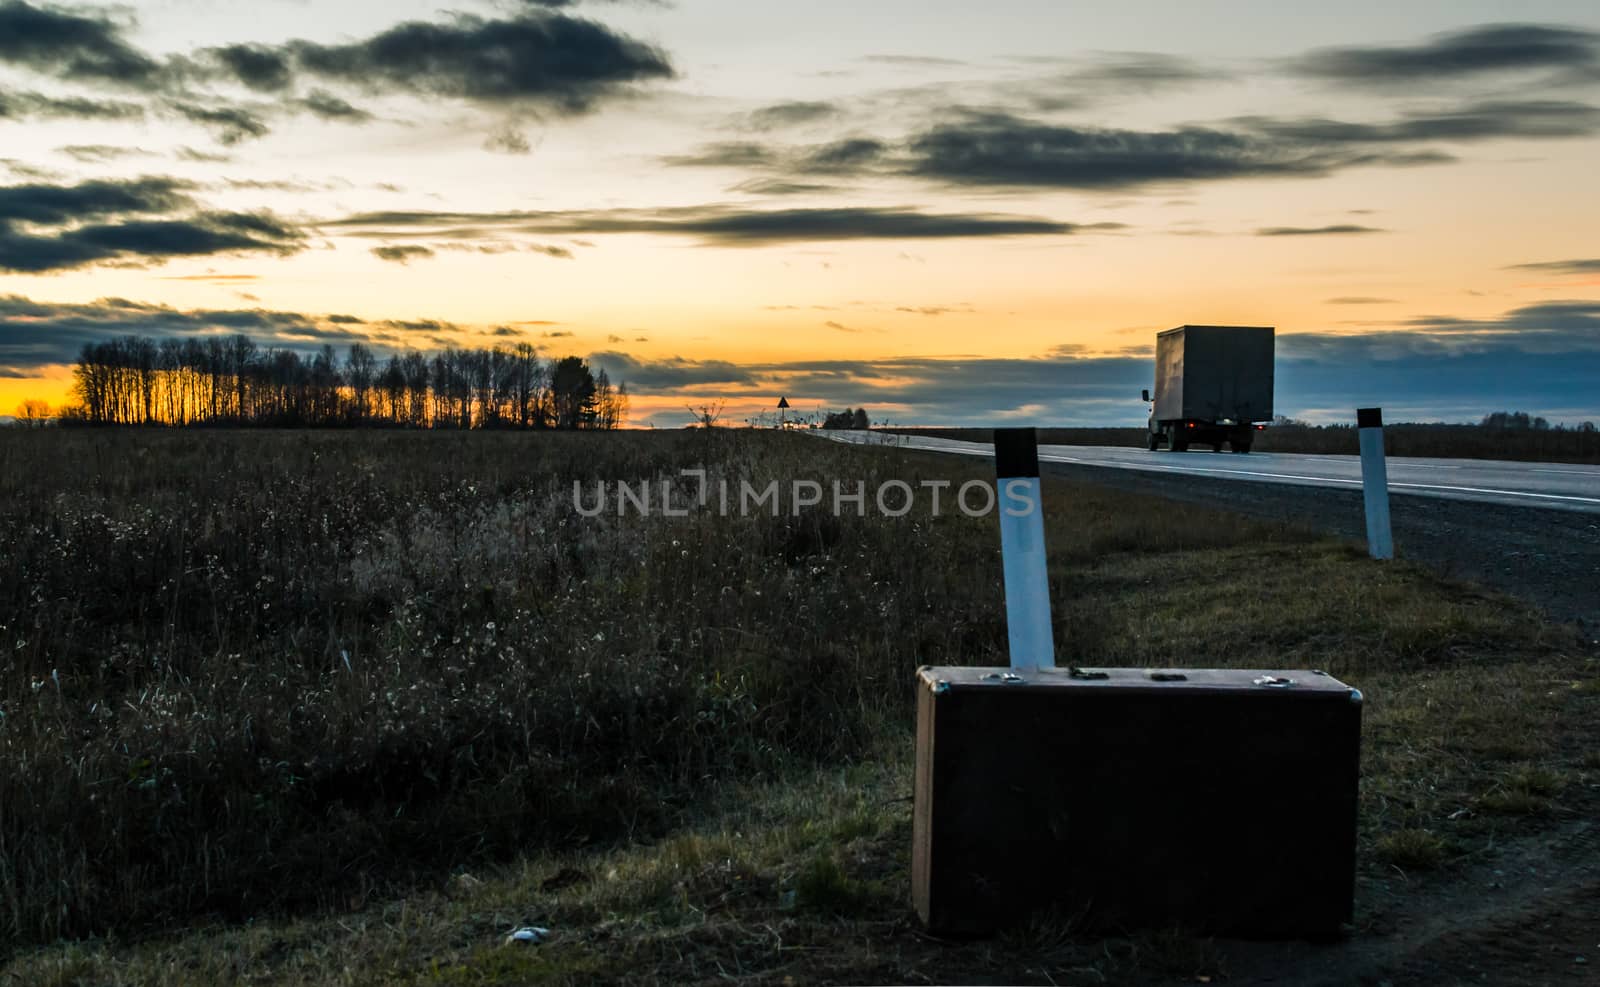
top-left (1142, 325), bottom-right (1274, 453)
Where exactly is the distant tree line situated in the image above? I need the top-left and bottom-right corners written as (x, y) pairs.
top-left (64, 335), bottom-right (627, 429)
top-left (821, 407), bottom-right (871, 430)
top-left (1259, 412), bottom-right (1597, 461)
top-left (1479, 411), bottom-right (1570, 431)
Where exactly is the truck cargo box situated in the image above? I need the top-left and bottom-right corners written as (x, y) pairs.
top-left (1153, 325), bottom-right (1274, 424)
top-left (912, 665), bottom-right (1360, 938)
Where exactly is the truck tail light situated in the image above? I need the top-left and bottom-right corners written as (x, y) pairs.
top-left (1255, 424), bottom-right (1266, 431)
top-left (1186, 422), bottom-right (1195, 429)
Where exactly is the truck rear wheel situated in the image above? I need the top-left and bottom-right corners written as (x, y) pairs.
top-left (1233, 441), bottom-right (1253, 454)
top-left (1170, 432), bottom-right (1189, 453)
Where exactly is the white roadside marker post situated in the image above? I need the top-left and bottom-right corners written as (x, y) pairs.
top-left (1357, 407), bottom-right (1394, 561)
top-left (994, 428), bottom-right (1056, 669)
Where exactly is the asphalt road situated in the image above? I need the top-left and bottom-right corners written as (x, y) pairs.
top-left (821, 432), bottom-right (1600, 514)
top-left (819, 429), bottom-right (1600, 629)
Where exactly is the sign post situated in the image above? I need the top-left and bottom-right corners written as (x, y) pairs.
top-left (1357, 408), bottom-right (1393, 560)
top-left (994, 428), bottom-right (1055, 669)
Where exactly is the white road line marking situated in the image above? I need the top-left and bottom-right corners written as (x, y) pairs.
top-left (1387, 482), bottom-right (1600, 505)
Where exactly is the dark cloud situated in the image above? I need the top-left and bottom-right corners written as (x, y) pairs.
top-left (1506, 258), bottom-right (1600, 275)
top-left (1052, 52), bottom-right (1224, 91)
top-left (0, 0), bottom-right (161, 87)
top-left (1292, 23), bottom-right (1600, 87)
top-left (1256, 225), bottom-right (1387, 236)
top-left (997, 52), bottom-right (1227, 112)
top-left (169, 101), bottom-right (271, 144)
top-left (0, 5), bottom-right (673, 145)
top-left (746, 100), bottom-right (839, 130)
top-left (1235, 100), bottom-right (1600, 144)
top-left (664, 136), bottom-right (885, 173)
top-left (0, 176), bottom-right (303, 273)
top-left (861, 54), bottom-right (967, 67)
top-left (0, 294), bottom-right (378, 369)
top-left (219, 178), bottom-right (336, 194)
top-left (286, 11), bottom-right (674, 111)
top-left (0, 212), bottom-right (302, 273)
top-left (850, 51), bottom-right (1224, 125)
top-left (428, 240), bottom-right (572, 258)
top-left (57, 144), bottom-right (152, 163)
top-left (175, 147), bottom-right (232, 163)
top-left (484, 125), bottom-right (533, 154)
top-left (0, 176), bottom-right (191, 225)
top-left (433, 240), bottom-right (515, 254)
top-left (206, 43), bottom-right (293, 92)
top-left (676, 95), bottom-right (1597, 194)
top-left (662, 142), bottom-right (775, 168)
top-left (583, 351), bottom-right (757, 389)
top-left (329, 204), bottom-right (1106, 245)
top-left (380, 318), bottom-right (459, 333)
top-left (326, 314), bottom-right (365, 324)
top-left (1398, 299), bottom-right (1600, 348)
top-left (800, 137), bottom-right (888, 172)
top-left (677, 111), bottom-right (1469, 193)
top-left (0, 89), bottom-right (144, 120)
top-left (371, 244), bottom-right (436, 264)
top-left (729, 179), bottom-right (847, 196)
top-left (0, 5), bottom-right (671, 142)
top-left (291, 89), bottom-right (372, 122)
top-left (903, 112), bottom-right (1450, 189)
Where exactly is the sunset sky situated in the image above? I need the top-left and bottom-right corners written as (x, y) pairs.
top-left (1, 0), bottom-right (1598, 426)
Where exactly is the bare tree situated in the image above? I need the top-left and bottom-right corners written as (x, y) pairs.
top-left (345, 343), bottom-right (377, 424)
top-left (685, 400), bottom-right (726, 429)
top-left (14, 399), bottom-right (50, 427)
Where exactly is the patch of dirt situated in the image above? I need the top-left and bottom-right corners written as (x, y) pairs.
top-left (1199, 816), bottom-right (1600, 986)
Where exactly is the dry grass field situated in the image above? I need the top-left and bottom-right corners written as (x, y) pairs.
top-left (2, 429), bottom-right (1595, 985)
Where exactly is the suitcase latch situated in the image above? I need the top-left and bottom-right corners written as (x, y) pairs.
top-left (982, 671), bottom-right (1027, 684)
top-left (1068, 667), bottom-right (1109, 680)
top-left (1253, 675), bottom-right (1297, 688)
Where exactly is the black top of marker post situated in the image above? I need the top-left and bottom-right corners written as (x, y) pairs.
top-left (1357, 407), bottom-right (1383, 429)
top-left (994, 427), bottom-right (1039, 478)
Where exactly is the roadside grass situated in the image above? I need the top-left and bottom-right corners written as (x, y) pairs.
top-left (2, 433), bottom-right (1595, 984)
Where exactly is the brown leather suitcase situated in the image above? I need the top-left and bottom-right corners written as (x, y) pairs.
top-left (912, 666), bottom-right (1361, 939)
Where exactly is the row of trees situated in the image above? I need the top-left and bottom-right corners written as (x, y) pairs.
top-left (1477, 411), bottom-right (1589, 431)
top-left (820, 407), bottom-right (872, 430)
top-left (65, 335), bottom-right (627, 429)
